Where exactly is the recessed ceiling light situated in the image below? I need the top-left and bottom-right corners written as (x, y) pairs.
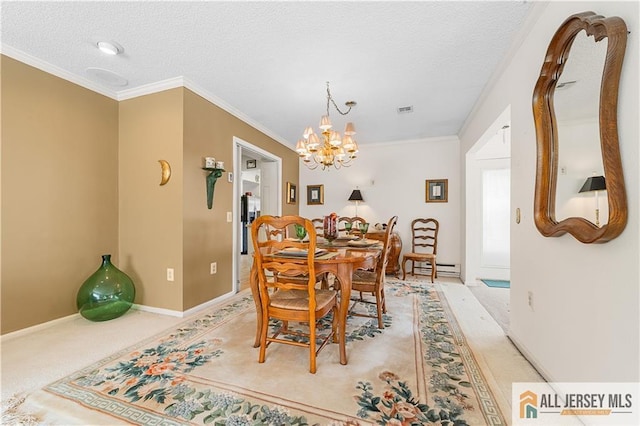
top-left (97, 41), bottom-right (123, 55)
top-left (86, 67), bottom-right (128, 87)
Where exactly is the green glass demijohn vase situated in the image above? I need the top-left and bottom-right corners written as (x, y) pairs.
top-left (76, 254), bottom-right (136, 321)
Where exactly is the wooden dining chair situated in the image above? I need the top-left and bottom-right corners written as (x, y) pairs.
top-left (311, 218), bottom-right (324, 234)
top-left (251, 215), bottom-right (339, 373)
top-left (349, 215), bottom-right (398, 328)
top-left (401, 218), bottom-right (439, 283)
top-left (338, 216), bottom-right (366, 235)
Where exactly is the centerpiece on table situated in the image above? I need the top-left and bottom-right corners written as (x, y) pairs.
top-left (323, 213), bottom-right (338, 244)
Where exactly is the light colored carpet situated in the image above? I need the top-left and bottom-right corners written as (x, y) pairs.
top-left (468, 283), bottom-right (511, 334)
top-left (2, 277), bottom-right (543, 425)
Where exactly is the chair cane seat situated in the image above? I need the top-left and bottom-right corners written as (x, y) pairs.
top-left (270, 289), bottom-right (337, 310)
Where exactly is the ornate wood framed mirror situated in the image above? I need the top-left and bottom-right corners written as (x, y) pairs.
top-left (532, 12), bottom-right (628, 243)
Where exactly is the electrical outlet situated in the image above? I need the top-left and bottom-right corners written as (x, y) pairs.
top-left (227, 212), bottom-right (232, 222)
top-left (210, 262), bottom-right (217, 274)
top-left (528, 291), bottom-right (533, 310)
top-left (167, 268), bottom-right (174, 282)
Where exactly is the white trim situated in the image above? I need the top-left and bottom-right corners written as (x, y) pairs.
top-left (116, 76), bottom-right (186, 101)
top-left (0, 44), bottom-right (119, 99)
top-left (133, 289), bottom-right (238, 318)
top-left (1, 291), bottom-right (240, 341)
top-left (1, 46), bottom-right (295, 152)
top-left (232, 136), bottom-right (283, 293)
top-left (183, 78), bottom-right (293, 150)
top-left (182, 290), bottom-right (237, 317)
top-left (367, 135), bottom-right (459, 148)
top-left (131, 303), bottom-right (184, 318)
top-left (458, 2), bottom-right (548, 138)
top-left (0, 312), bottom-right (80, 342)
top-left (507, 332), bottom-right (553, 383)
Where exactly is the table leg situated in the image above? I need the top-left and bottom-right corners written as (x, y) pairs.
top-left (333, 263), bottom-right (352, 365)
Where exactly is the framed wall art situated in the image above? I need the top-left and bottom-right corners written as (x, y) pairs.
top-left (426, 179), bottom-right (448, 203)
top-left (307, 184), bottom-right (324, 205)
top-left (286, 182), bottom-right (297, 204)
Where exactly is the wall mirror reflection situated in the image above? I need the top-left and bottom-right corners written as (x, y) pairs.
top-left (554, 30), bottom-right (609, 226)
top-left (532, 11), bottom-right (628, 244)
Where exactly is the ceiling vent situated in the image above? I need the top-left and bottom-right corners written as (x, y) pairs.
top-left (397, 105), bottom-right (413, 114)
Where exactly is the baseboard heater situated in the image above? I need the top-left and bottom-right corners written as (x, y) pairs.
top-left (412, 262), bottom-right (460, 278)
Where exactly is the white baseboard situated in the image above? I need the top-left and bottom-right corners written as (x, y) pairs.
top-left (1, 312), bottom-right (80, 342)
top-left (128, 290), bottom-right (238, 318)
top-left (507, 332), bottom-right (554, 383)
top-left (2, 290), bottom-right (240, 342)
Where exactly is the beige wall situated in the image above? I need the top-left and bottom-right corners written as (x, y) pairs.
top-left (1, 56), bottom-right (300, 332)
top-left (182, 89), bottom-right (299, 309)
top-left (459, 2), bottom-right (638, 381)
top-left (119, 89), bottom-right (185, 311)
top-left (1, 56), bottom-right (119, 333)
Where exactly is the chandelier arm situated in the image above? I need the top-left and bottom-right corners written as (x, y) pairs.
top-left (326, 82), bottom-right (353, 116)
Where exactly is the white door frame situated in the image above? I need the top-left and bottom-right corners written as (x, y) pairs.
top-left (232, 137), bottom-right (282, 293)
top-left (464, 107), bottom-right (511, 284)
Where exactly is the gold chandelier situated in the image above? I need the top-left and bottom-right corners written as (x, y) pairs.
top-left (295, 82), bottom-right (359, 170)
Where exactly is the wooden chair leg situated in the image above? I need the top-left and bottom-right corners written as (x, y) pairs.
top-left (309, 317), bottom-right (317, 374)
top-left (401, 256), bottom-right (408, 280)
top-left (376, 290), bottom-right (384, 329)
top-left (430, 259), bottom-right (436, 283)
top-left (381, 288), bottom-right (387, 313)
top-left (258, 312), bottom-right (269, 363)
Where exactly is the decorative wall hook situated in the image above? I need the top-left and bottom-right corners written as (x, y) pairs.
top-left (158, 160), bottom-right (171, 185)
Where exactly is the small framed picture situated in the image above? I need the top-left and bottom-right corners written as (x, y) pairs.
top-left (286, 182), bottom-right (297, 204)
top-left (426, 179), bottom-right (448, 203)
top-left (246, 159), bottom-right (257, 169)
top-left (307, 184), bottom-right (324, 205)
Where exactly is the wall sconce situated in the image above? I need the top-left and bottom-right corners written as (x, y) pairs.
top-left (203, 157), bottom-right (225, 209)
top-left (579, 175), bottom-right (606, 227)
top-left (348, 189), bottom-right (364, 216)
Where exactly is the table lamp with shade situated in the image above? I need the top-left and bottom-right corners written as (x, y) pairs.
top-left (348, 189), bottom-right (364, 217)
top-left (579, 175), bottom-right (606, 227)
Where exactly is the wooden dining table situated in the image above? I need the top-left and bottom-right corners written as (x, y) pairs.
top-left (249, 244), bottom-right (381, 366)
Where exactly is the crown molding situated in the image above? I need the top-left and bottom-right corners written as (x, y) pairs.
top-left (1, 44), bottom-right (119, 99)
top-left (1, 44), bottom-right (295, 151)
top-left (116, 76), bottom-right (186, 101)
top-left (458, 1), bottom-right (549, 138)
top-left (367, 135), bottom-right (459, 148)
top-left (181, 77), bottom-right (293, 149)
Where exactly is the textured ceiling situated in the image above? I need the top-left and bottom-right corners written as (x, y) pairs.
top-left (1, 1), bottom-right (533, 148)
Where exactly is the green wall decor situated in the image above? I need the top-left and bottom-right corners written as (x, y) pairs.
top-left (203, 167), bottom-right (224, 209)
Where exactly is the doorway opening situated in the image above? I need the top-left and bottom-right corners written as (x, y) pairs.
top-left (232, 137), bottom-right (282, 293)
top-left (464, 107), bottom-right (511, 333)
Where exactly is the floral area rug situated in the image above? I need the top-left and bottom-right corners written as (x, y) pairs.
top-left (21, 280), bottom-right (507, 425)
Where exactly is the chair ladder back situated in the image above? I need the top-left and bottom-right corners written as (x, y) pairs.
top-left (379, 216), bottom-right (399, 275)
top-left (411, 218), bottom-right (439, 255)
top-left (251, 215), bottom-right (318, 299)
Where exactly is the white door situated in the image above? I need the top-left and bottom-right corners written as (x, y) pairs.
top-left (480, 166), bottom-right (510, 278)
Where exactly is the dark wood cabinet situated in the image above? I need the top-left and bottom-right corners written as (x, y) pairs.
top-left (366, 231), bottom-right (402, 276)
